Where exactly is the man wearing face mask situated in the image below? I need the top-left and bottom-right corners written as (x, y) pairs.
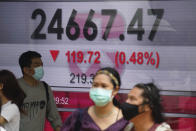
top-left (121, 83), bottom-right (172, 131)
top-left (17, 51), bottom-right (62, 131)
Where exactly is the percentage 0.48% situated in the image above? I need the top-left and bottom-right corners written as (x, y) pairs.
top-left (115, 51), bottom-right (160, 68)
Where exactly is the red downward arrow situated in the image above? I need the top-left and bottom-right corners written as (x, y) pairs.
top-left (50, 50), bottom-right (59, 62)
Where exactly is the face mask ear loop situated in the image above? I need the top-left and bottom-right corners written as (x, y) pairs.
top-left (110, 90), bottom-right (116, 102)
top-left (111, 95), bottom-right (114, 99)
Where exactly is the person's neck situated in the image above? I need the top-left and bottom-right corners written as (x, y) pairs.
top-left (94, 102), bottom-right (116, 118)
top-left (23, 75), bottom-right (39, 87)
top-left (0, 95), bottom-right (9, 105)
top-left (131, 111), bottom-right (155, 131)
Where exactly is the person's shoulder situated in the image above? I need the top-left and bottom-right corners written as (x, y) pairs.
top-left (40, 81), bottom-right (51, 89)
top-left (64, 108), bottom-right (88, 124)
top-left (67, 107), bottom-right (88, 120)
top-left (17, 77), bottom-right (25, 85)
top-left (2, 101), bottom-right (19, 115)
top-left (17, 77), bottom-right (23, 83)
top-left (124, 122), bottom-right (134, 131)
top-left (17, 78), bottom-right (26, 90)
top-left (8, 102), bottom-right (19, 112)
top-left (0, 127), bottom-right (6, 131)
top-left (62, 108), bottom-right (87, 131)
top-left (1, 101), bottom-right (20, 123)
top-left (17, 77), bottom-right (23, 81)
top-left (155, 122), bottom-right (172, 131)
top-left (74, 108), bottom-right (88, 115)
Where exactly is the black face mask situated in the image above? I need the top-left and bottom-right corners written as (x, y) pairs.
top-left (120, 102), bottom-right (139, 120)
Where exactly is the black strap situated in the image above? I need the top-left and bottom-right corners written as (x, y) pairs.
top-left (42, 81), bottom-right (49, 104)
top-left (74, 109), bottom-right (85, 131)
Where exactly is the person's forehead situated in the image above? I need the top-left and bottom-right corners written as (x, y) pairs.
top-left (128, 87), bottom-right (143, 98)
top-left (31, 58), bottom-right (42, 63)
top-left (94, 74), bottom-right (111, 83)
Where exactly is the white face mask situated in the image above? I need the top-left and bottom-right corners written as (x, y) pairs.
top-left (32, 66), bottom-right (44, 80)
top-left (89, 88), bottom-right (113, 107)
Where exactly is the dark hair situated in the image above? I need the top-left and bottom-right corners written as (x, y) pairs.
top-left (0, 70), bottom-right (26, 113)
top-left (94, 67), bottom-right (121, 89)
top-left (134, 83), bottom-right (164, 123)
top-left (19, 51), bottom-right (41, 74)
top-left (94, 67), bottom-right (121, 107)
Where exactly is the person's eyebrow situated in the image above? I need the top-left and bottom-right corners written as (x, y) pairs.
top-left (128, 94), bottom-right (135, 99)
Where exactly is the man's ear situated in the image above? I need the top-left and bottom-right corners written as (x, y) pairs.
top-left (23, 67), bottom-right (28, 74)
top-left (139, 103), bottom-right (150, 113)
top-left (143, 99), bottom-right (151, 111)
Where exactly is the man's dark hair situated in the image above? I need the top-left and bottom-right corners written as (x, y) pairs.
top-left (134, 83), bottom-right (164, 123)
top-left (19, 51), bottom-right (41, 74)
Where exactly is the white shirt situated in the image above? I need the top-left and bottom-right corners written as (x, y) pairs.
top-left (155, 122), bottom-right (172, 131)
top-left (1, 101), bottom-right (20, 131)
top-left (0, 127), bottom-right (6, 131)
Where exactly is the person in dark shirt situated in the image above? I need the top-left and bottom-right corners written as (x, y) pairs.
top-left (61, 67), bottom-right (128, 131)
top-left (121, 83), bottom-right (172, 131)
